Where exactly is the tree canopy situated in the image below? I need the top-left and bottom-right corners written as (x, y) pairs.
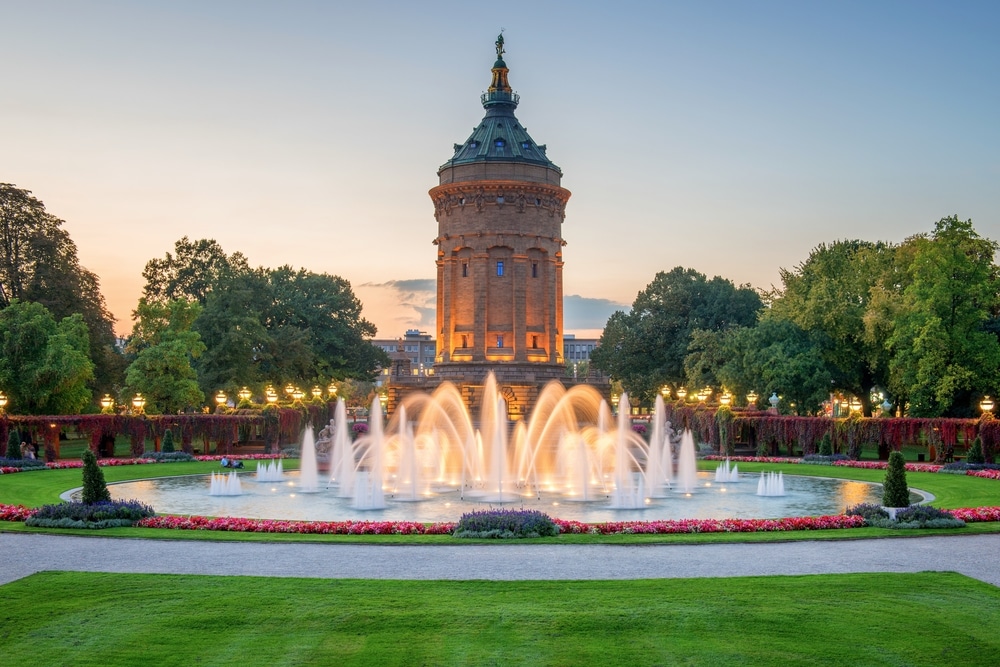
top-left (0, 183), bottom-right (123, 397)
top-left (590, 267), bottom-right (762, 402)
top-left (0, 300), bottom-right (94, 414)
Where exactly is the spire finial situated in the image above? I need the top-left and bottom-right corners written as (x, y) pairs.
top-left (495, 30), bottom-right (505, 59)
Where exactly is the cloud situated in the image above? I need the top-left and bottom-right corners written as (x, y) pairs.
top-left (564, 294), bottom-right (628, 331)
top-left (357, 281), bottom-right (628, 339)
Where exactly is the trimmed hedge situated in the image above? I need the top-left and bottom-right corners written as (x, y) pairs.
top-left (453, 509), bottom-right (559, 539)
top-left (25, 499), bottom-right (155, 529)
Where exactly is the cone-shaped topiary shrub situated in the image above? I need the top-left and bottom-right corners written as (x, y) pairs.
top-left (818, 433), bottom-right (833, 457)
top-left (882, 450), bottom-right (910, 508)
top-left (6, 429), bottom-right (20, 459)
top-left (967, 437), bottom-right (985, 465)
top-left (81, 449), bottom-right (111, 504)
top-left (161, 429), bottom-right (175, 453)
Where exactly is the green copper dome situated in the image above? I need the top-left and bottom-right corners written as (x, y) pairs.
top-left (439, 37), bottom-right (560, 174)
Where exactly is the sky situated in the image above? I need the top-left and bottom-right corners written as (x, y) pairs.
top-left (3, 1), bottom-right (998, 338)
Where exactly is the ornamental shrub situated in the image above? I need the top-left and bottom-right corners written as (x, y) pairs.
top-left (26, 499), bottom-right (155, 529)
top-left (81, 449), bottom-right (111, 504)
top-left (161, 429), bottom-right (175, 453)
top-left (454, 509), bottom-right (559, 539)
top-left (818, 433), bottom-right (833, 457)
top-left (6, 429), bottom-right (20, 459)
top-left (882, 451), bottom-right (910, 508)
top-left (967, 437), bottom-right (985, 465)
top-left (845, 502), bottom-right (889, 524)
top-left (140, 451), bottom-right (195, 462)
top-left (0, 457), bottom-right (46, 470)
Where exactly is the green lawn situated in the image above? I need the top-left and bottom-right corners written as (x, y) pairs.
top-left (0, 571), bottom-right (996, 666)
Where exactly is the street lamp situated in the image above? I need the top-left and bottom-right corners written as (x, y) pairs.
top-left (328, 382), bottom-right (338, 398)
top-left (696, 388), bottom-right (709, 403)
top-left (237, 387), bottom-right (252, 403)
top-left (311, 386), bottom-right (323, 400)
top-left (265, 390), bottom-right (278, 406)
top-left (100, 394), bottom-right (114, 413)
top-left (981, 396), bottom-right (995, 414)
top-left (284, 383), bottom-right (295, 397)
top-left (676, 387), bottom-right (688, 401)
top-left (746, 390), bottom-right (759, 408)
top-left (215, 390), bottom-right (227, 407)
top-left (720, 391), bottom-right (732, 407)
top-left (378, 391), bottom-right (388, 413)
top-left (132, 393), bottom-right (146, 414)
top-left (660, 385), bottom-right (671, 401)
top-left (292, 387), bottom-right (305, 402)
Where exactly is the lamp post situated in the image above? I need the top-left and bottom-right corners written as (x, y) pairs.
top-left (132, 394), bottom-right (146, 415)
top-left (981, 396), bottom-right (995, 415)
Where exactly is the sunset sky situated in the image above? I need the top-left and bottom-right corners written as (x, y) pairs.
top-left (3, 1), bottom-right (997, 338)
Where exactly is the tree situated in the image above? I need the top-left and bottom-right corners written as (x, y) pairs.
top-left (142, 236), bottom-right (249, 305)
top-left (768, 240), bottom-right (895, 415)
top-left (0, 184), bottom-right (124, 397)
top-left (882, 451), bottom-right (910, 508)
top-left (883, 217), bottom-right (1000, 416)
top-left (81, 448), bottom-right (111, 504)
top-left (161, 429), bottom-right (175, 453)
top-left (5, 428), bottom-right (20, 459)
top-left (124, 299), bottom-right (205, 414)
top-left (590, 267), bottom-right (762, 402)
top-left (0, 300), bottom-right (95, 414)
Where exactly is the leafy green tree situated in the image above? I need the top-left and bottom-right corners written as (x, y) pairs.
top-left (81, 448), bottom-right (111, 504)
top-left (0, 300), bottom-right (94, 414)
top-left (966, 437), bottom-right (985, 465)
top-left (141, 236), bottom-right (249, 305)
top-left (0, 184), bottom-right (124, 397)
top-left (590, 267), bottom-right (762, 402)
top-left (883, 217), bottom-right (1000, 416)
top-left (768, 240), bottom-right (895, 415)
top-left (124, 299), bottom-right (205, 414)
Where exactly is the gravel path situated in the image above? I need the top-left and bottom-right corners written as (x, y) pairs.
top-left (2, 532), bottom-right (998, 587)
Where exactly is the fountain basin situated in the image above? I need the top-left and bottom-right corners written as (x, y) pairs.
top-left (106, 471), bottom-right (882, 524)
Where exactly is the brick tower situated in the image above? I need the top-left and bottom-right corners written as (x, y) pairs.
top-left (427, 34), bottom-right (572, 411)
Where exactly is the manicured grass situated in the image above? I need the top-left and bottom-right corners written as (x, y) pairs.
top-left (0, 571), bottom-right (997, 666)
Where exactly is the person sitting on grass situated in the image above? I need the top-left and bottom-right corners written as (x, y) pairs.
top-left (220, 456), bottom-right (229, 468)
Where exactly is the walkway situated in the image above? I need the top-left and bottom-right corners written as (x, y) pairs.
top-left (2, 532), bottom-right (998, 587)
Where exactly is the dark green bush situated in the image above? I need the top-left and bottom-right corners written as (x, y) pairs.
top-left (818, 433), bottom-right (833, 457)
top-left (882, 451), bottom-right (910, 508)
top-left (25, 499), bottom-right (155, 529)
top-left (161, 429), bottom-right (175, 453)
top-left (966, 437), bottom-right (985, 465)
top-left (862, 505), bottom-right (966, 530)
top-left (81, 449), bottom-right (111, 504)
top-left (454, 509), bottom-right (559, 539)
top-left (6, 429), bottom-right (20, 459)
top-left (845, 502), bottom-right (889, 524)
top-left (140, 451), bottom-right (194, 462)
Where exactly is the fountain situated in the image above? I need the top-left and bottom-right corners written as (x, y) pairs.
top-left (757, 471), bottom-right (786, 496)
top-left (291, 373), bottom-right (699, 511)
top-left (209, 471), bottom-right (242, 496)
top-left (714, 459), bottom-right (739, 483)
top-left (255, 459), bottom-right (284, 482)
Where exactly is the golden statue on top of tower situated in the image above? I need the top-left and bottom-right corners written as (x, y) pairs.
top-left (495, 30), bottom-right (505, 58)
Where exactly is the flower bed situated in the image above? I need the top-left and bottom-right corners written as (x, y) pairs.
top-left (136, 515), bottom-right (455, 535)
top-left (967, 469), bottom-right (1000, 480)
top-left (554, 515), bottom-right (867, 535)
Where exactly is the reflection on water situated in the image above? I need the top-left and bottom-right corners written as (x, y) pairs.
top-left (107, 472), bottom-right (882, 524)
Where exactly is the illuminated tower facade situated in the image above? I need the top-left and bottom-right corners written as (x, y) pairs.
top-left (429, 34), bottom-right (571, 389)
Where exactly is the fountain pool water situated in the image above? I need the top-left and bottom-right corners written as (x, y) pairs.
top-left (108, 373), bottom-right (882, 521)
